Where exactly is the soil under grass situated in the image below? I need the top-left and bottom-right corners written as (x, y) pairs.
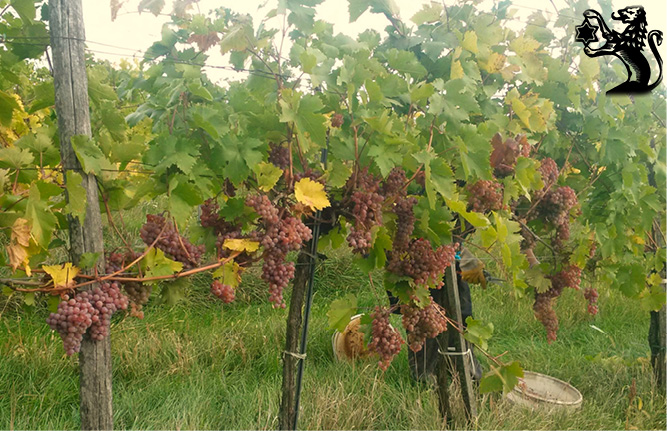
top-left (1, 249), bottom-right (665, 430)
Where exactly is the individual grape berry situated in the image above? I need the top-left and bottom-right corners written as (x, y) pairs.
top-left (539, 158), bottom-right (559, 188)
top-left (584, 287), bottom-right (599, 315)
top-left (268, 142), bottom-right (290, 169)
top-left (400, 299), bottom-right (447, 352)
top-left (368, 306), bottom-right (404, 370)
top-left (533, 292), bottom-right (558, 343)
top-left (467, 180), bottom-right (505, 213)
top-left (140, 214), bottom-right (204, 269)
top-left (381, 167), bottom-right (407, 198)
top-left (211, 280), bottom-right (235, 303)
top-left (331, 113), bottom-right (344, 128)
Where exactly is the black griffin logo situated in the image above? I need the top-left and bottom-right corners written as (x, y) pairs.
top-left (575, 6), bottom-right (663, 94)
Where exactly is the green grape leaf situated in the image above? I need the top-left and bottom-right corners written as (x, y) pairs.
top-left (168, 177), bottom-right (203, 227)
top-left (211, 261), bottom-right (242, 289)
top-left (639, 285), bottom-right (667, 312)
top-left (254, 162), bottom-right (283, 192)
top-left (325, 160), bottom-right (352, 188)
top-left (70, 135), bottom-right (113, 175)
top-left (78, 252), bottom-right (102, 271)
top-left (0, 90), bottom-right (20, 126)
top-left (479, 361), bottom-right (524, 394)
top-left (327, 293), bottom-right (357, 332)
top-left (24, 184), bottom-right (57, 249)
top-left (65, 171), bottom-right (87, 224)
top-left (464, 317), bottom-right (494, 351)
top-left (160, 278), bottom-right (187, 306)
top-left (142, 248), bottom-right (183, 283)
top-left (0, 146), bottom-right (33, 169)
top-left (411, 2), bottom-right (442, 25)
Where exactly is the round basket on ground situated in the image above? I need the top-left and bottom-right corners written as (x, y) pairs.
top-left (506, 370), bottom-right (583, 410)
top-left (332, 314), bottom-right (370, 361)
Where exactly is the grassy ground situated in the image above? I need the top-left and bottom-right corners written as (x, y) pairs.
top-left (1, 247), bottom-right (665, 430)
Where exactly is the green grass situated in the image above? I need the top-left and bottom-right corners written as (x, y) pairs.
top-left (1, 249), bottom-right (665, 430)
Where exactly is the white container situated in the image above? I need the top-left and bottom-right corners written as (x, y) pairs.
top-left (506, 370), bottom-right (583, 410)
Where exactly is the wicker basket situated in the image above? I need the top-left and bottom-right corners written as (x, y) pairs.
top-left (506, 370), bottom-right (583, 410)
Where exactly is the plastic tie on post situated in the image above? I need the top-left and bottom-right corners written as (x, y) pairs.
top-left (438, 347), bottom-right (473, 362)
top-left (283, 350), bottom-right (307, 360)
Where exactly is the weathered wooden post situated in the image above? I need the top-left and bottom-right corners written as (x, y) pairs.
top-left (50, 0), bottom-right (112, 428)
top-left (436, 264), bottom-right (477, 422)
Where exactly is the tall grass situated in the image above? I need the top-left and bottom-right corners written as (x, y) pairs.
top-left (1, 249), bottom-right (665, 429)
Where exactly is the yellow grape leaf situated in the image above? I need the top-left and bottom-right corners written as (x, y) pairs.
top-left (483, 52), bottom-right (506, 73)
top-left (450, 60), bottom-right (464, 80)
top-left (294, 178), bottom-right (330, 211)
top-left (212, 261), bottom-right (242, 289)
top-left (43, 263), bottom-right (80, 289)
top-left (7, 218), bottom-right (31, 274)
top-left (462, 31), bottom-right (478, 54)
top-left (223, 238), bottom-right (260, 253)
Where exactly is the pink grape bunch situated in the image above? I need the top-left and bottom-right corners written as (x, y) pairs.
top-left (47, 282), bottom-right (128, 355)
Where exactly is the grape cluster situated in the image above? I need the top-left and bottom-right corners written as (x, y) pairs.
top-left (533, 293), bottom-right (558, 343)
top-left (106, 252), bottom-right (151, 319)
top-left (211, 280), bottom-right (235, 303)
top-left (388, 239), bottom-right (457, 289)
top-left (200, 198), bottom-right (221, 228)
top-left (347, 190), bottom-right (384, 254)
top-left (400, 299), bottom-right (448, 352)
top-left (391, 196), bottom-right (417, 254)
top-left (583, 287), bottom-right (599, 315)
top-left (294, 169), bottom-right (323, 184)
top-left (539, 158), bottom-right (559, 188)
top-left (490, 133), bottom-right (523, 177)
top-left (268, 142), bottom-right (290, 169)
top-left (47, 282), bottom-right (128, 355)
top-left (368, 306), bottom-right (404, 370)
top-left (140, 214), bottom-right (205, 269)
top-left (381, 167), bottom-right (407, 198)
top-left (516, 134), bottom-right (531, 157)
top-left (331, 113), bottom-right (344, 128)
top-left (538, 186), bottom-right (577, 226)
top-left (246, 194), bottom-right (312, 308)
top-left (88, 282), bottom-right (129, 341)
top-left (467, 180), bottom-right (505, 213)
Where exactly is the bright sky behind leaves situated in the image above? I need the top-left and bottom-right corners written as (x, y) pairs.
top-left (81, 0), bottom-right (667, 85)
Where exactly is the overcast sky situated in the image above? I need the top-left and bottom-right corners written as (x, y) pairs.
top-left (81, 0), bottom-right (667, 84)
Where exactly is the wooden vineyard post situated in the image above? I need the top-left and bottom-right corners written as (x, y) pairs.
top-left (279, 249), bottom-right (311, 430)
top-left (50, 0), bottom-right (112, 428)
top-left (436, 264), bottom-right (477, 422)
